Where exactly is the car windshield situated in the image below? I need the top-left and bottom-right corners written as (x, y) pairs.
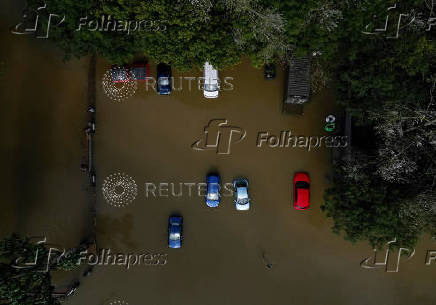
top-left (235, 181), bottom-right (247, 188)
top-left (159, 77), bottom-right (170, 86)
top-left (204, 83), bottom-right (218, 92)
top-left (295, 181), bottom-right (309, 189)
top-left (169, 232), bottom-right (180, 240)
top-left (237, 197), bottom-right (249, 205)
top-left (207, 192), bottom-right (218, 200)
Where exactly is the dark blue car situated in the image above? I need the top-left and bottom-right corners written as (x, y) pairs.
top-left (206, 174), bottom-right (220, 208)
top-left (168, 216), bottom-right (183, 249)
top-left (157, 63), bottom-right (171, 95)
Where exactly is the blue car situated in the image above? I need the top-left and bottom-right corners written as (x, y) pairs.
top-left (168, 216), bottom-right (183, 248)
top-left (157, 63), bottom-right (171, 95)
top-left (206, 174), bottom-right (220, 207)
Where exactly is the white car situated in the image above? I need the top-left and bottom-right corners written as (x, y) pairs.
top-left (233, 178), bottom-right (250, 211)
top-left (203, 61), bottom-right (219, 99)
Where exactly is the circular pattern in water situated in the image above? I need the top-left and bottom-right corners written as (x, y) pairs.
top-left (102, 172), bottom-right (138, 208)
top-left (102, 67), bottom-right (137, 102)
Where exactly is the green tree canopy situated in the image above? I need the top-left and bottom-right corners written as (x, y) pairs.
top-left (0, 234), bottom-right (83, 305)
top-left (24, 0), bottom-right (293, 69)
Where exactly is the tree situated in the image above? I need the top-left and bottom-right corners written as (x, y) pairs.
top-left (399, 191), bottom-right (436, 237)
top-left (23, 0), bottom-right (290, 70)
top-left (321, 0), bottom-right (436, 249)
top-left (0, 235), bottom-right (83, 305)
top-left (322, 163), bottom-right (421, 249)
top-left (369, 97), bottom-right (436, 184)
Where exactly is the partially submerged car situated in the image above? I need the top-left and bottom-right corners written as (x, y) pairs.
top-left (130, 62), bottom-right (150, 81)
top-left (282, 56), bottom-right (311, 115)
top-left (157, 63), bottom-right (172, 95)
top-left (206, 174), bottom-right (220, 207)
top-left (110, 65), bottom-right (130, 83)
top-left (168, 216), bottom-right (183, 248)
top-left (233, 178), bottom-right (250, 211)
top-left (293, 172), bottom-right (310, 210)
top-left (203, 61), bottom-right (219, 99)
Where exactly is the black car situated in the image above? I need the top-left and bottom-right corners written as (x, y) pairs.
top-left (168, 216), bottom-right (183, 248)
top-left (157, 63), bottom-right (172, 95)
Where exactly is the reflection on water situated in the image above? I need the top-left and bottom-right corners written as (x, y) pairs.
top-left (1, 1), bottom-right (436, 305)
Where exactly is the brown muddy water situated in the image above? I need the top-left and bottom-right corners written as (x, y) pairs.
top-left (1, 1), bottom-right (436, 305)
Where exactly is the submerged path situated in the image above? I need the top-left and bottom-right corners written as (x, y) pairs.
top-left (87, 54), bottom-right (97, 246)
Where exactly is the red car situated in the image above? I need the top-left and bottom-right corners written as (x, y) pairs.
top-left (293, 172), bottom-right (310, 210)
top-left (130, 62), bottom-right (150, 81)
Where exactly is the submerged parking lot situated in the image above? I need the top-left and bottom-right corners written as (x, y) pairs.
top-left (1, 2), bottom-right (435, 302)
top-left (80, 59), bottom-right (436, 305)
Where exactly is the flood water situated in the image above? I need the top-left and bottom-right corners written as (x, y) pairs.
top-left (1, 1), bottom-right (436, 305)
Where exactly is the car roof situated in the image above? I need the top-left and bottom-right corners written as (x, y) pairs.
top-left (207, 175), bottom-right (219, 192)
top-left (208, 182), bottom-right (219, 194)
top-left (297, 189), bottom-right (309, 206)
top-left (236, 187), bottom-right (248, 199)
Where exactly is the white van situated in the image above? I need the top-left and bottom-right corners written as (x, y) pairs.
top-left (203, 62), bottom-right (219, 99)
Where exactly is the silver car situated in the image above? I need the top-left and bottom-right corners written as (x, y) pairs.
top-left (233, 178), bottom-right (250, 211)
top-left (203, 62), bottom-right (219, 99)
